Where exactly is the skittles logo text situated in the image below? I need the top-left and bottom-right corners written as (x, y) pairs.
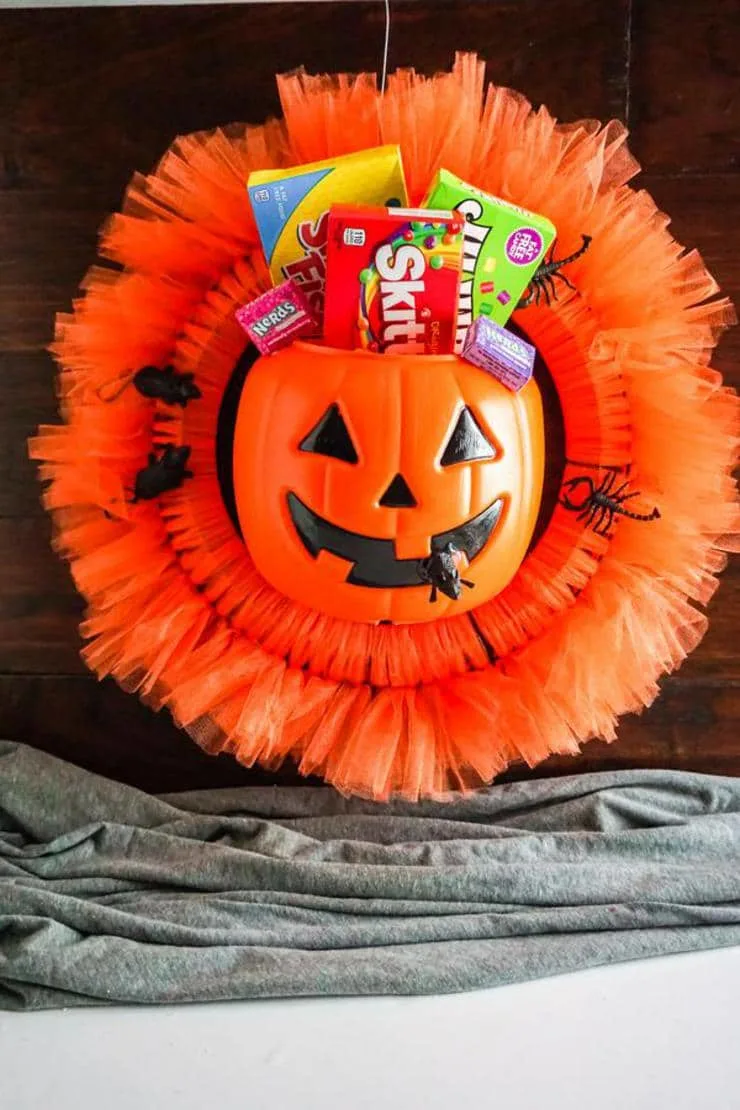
top-left (375, 243), bottom-right (428, 353)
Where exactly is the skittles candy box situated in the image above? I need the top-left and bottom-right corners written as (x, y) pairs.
top-left (247, 147), bottom-right (408, 326)
top-left (323, 205), bottom-right (464, 354)
top-left (423, 169), bottom-right (556, 344)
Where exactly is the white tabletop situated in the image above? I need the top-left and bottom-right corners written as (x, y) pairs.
top-left (2, 946), bottom-right (738, 1110)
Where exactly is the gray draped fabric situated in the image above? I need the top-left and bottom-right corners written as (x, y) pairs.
top-left (1, 740), bottom-right (738, 1010)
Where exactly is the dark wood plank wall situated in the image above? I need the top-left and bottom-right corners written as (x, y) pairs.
top-left (0, 1), bottom-right (737, 792)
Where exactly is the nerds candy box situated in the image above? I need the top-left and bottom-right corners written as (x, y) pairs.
top-left (235, 279), bottom-right (318, 355)
top-left (423, 169), bottom-right (556, 344)
top-left (248, 147), bottom-right (408, 326)
top-left (323, 205), bottom-right (464, 355)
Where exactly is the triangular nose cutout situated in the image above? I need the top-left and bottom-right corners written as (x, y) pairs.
top-left (379, 473), bottom-right (417, 508)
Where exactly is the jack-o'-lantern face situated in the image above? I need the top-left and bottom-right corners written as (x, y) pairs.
top-left (233, 342), bottom-right (544, 624)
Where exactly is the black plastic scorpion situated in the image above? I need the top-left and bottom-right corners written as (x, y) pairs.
top-left (417, 543), bottom-right (474, 603)
top-left (559, 462), bottom-right (661, 538)
top-left (518, 234), bottom-right (592, 308)
top-left (132, 445), bottom-right (193, 503)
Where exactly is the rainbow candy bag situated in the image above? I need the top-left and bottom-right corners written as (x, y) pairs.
top-left (248, 147), bottom-right (408, 324)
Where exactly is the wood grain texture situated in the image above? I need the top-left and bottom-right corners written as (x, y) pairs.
top-left (629, 0), bottom-right (740, 172)
top-left (1, 1), bottom-right (629, 196)
top-left (0, 0), bottom-right (737, 793)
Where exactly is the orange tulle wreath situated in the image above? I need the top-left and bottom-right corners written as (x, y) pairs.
top-left (30, 54), bottom-right (739, 800)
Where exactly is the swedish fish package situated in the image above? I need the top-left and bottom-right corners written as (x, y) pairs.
top-left (248, 146), bottom-right (408, 325)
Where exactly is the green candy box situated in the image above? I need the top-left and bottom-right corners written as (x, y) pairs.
top-left (423, 169), bottom-right (556, 347)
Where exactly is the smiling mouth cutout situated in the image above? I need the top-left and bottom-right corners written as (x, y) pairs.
top-left (286, 492), bottom-right (504, 589)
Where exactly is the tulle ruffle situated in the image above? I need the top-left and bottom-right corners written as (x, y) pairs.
top-left (30, 54), bottom-right (738, 800)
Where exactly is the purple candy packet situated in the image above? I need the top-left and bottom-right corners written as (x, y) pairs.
top-left (461, 316), bottom-right (535, 392)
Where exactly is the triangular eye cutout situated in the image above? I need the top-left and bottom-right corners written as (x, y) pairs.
top-left (300, 404), bottom-right (358, 463)
top-left (440, 407), bottom-right (497, 467)
top-left (379, 473), bottom-right (417, 508)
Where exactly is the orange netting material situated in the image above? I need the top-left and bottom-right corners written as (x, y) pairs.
top-left (30, 54), bottom-right (738, 800)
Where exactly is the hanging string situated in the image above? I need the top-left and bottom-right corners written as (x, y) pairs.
top-left (380, 0), bottom-right (391, 93)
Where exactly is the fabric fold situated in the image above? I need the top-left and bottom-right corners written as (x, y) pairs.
top-left (1, 741), bottom-right (739, 1011)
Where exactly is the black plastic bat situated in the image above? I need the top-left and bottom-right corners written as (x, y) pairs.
top-left (133, 365), bottom-right (202, 407)
top-left (417, 542), bottom-right (474, 603)
top-left (132, 445), bottom-right (193, 503)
